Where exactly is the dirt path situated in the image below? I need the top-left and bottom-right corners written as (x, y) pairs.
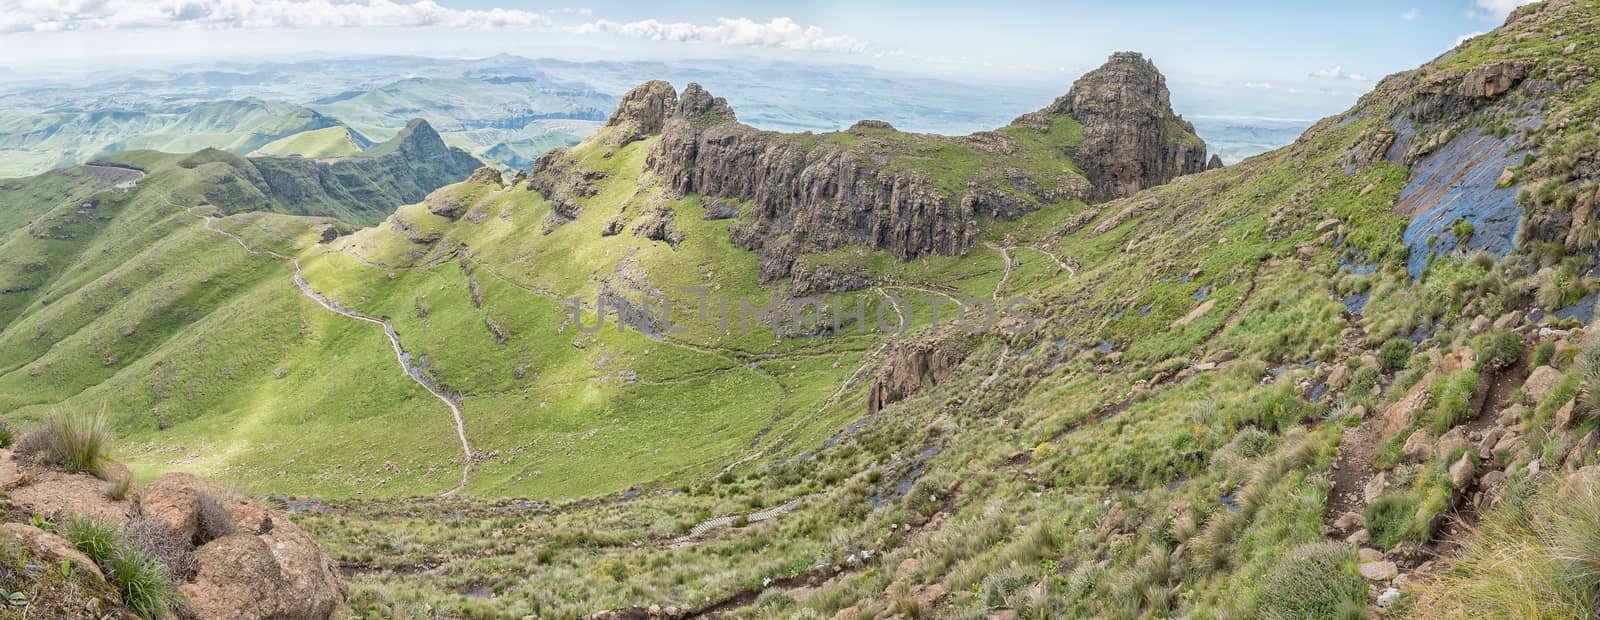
top-left (164, 195), bottom-right (476, 497)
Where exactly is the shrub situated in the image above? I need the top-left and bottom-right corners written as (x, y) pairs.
top-left (1530, 342), bottom-right (1557, 368)
top-left (41, 406), bottom-right (112, 474)
top-left (105, 472), bottom-right (132, 501)
top-left (1411, 472), bottom-right (1600, 616)
top-left (1257, 542), bottom-right (1367, 620)
top-left (1380, 339), bottom-right (1413, 370)
top-left (124, 519), bottom-right (197, 581)
top-left (11, 428), bottom-right (48, 464)
top-left (1365, 494), bottom-right (1425, 549)
top-left (195, 493), bottom-right (235, 544)
top-left (0, 417), bottom-right (10, 449)
top-left (1473, 331), bottom-right (1522, 372)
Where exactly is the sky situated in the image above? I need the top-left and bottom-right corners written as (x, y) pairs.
top-left (0, 0), bottom-right (1540, 116)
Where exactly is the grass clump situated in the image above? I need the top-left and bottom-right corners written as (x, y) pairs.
top-left (1429, 369), bottom-right (1480, 435)
top-left (0, 416), bottom-right (10, 449)
top-left (1257, 542), bottom-right (1367, 620)
top-left (58, 517), bottom-right (185, 618)
top-left (1473, 331), bottom-right (1522, 372)
top-left (1413, 472), bottom-right (1600, 617)
top-left (1365, 494), bottom-right (1426, 550)
top-left (34, 406), bottom-right (113, 474)
top-left (1577, 335), bottom-right (1600, 424)
top-left (1380, 338), bottom-right (1414, 370)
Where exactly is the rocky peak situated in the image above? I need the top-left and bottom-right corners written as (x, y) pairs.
top-left (675, 82), bottom-right (736, 122)
top-left (606, 80), bottom-right (679, 145)
top-left (1031, 51), bottom-right (1209, 199)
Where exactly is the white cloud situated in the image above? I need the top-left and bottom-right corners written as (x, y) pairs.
top-left (1308, 65), bottom-right (1369, 81)
top-left (1456, 31), bottom-right (1487, 46)
top-left (569, 17), bottom-right (867, 53)
top-left (1401, 8), bottom-right (1421, 21)
top-left (0, 0), bottom-right (556, 33)
top-left (1467, 0), bottom-right (1538, 22)
top-left (1244, 81), bottom-right (1277, 90)
top-left (0, 2), bottom-right (865, 55)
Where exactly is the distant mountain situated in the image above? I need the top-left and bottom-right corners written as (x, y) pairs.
top-left (0, 99), bottom-right (343, 178)
top-left (251, 125), bottom-right (377, 158)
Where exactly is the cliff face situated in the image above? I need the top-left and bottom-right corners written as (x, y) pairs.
top-left (534, 54), bottom-right (1204, 283)
top-left (630, 85), bottom-right (1089, 281)
top-left (1028, 51), bottom-right (1210, 199)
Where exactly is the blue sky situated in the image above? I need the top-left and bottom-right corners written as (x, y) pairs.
top-left (0, 0), bottom-right (1534, 116)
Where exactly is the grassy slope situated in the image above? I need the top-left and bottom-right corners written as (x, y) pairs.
top-left (294, 2), bottom-right (1600, 617)
top-left (252, 126), bottom-right (374, 158)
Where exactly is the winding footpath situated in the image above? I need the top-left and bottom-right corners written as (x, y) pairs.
top-left (158, 191), bottom-right (475, 496)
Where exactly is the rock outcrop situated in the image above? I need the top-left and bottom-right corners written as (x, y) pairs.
top-left (866, 329), bottom-right (972, 415)
top-left (1031, 52), bottom-right (1210, 199)
top-left (0, 451), bottom-right (348, 619)
top-left (539, 57), bottom-right (1203, 283)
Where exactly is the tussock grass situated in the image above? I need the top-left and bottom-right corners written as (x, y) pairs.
top-left (59, 517), bottom-right (186, 619)
top-left (1411, 472), bottom-right (1600, 618)
top-left (41, 406), bottom-right (113, 474)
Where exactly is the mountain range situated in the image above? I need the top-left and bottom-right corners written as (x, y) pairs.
top-left (4, 1), bottom-right (1600, 618)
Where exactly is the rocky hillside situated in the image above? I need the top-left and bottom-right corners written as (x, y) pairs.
top-left (528, 52), bottom-right (1209, 282)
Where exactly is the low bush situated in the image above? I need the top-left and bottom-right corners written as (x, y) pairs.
top-left (1473, 331), bottom-right (1522, 372)
top-left (1380, 338), bottom-right (1414, 370)
top-left (1257, 542), bottom-right (1367, 620)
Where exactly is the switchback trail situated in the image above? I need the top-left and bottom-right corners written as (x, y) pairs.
top-left (165, 195), bottom-right (475, 496)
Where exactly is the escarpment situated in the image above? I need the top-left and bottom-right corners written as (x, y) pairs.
top-left (527, 53), bottom-right (1207, 283)
top-left (1022, 51), bottom-right (1210, 199)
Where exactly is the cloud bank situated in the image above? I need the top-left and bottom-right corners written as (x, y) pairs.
top-left (0, 0), bottom-right (867, 53)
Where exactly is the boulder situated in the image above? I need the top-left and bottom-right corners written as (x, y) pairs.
top-left (1358, 547), bottom-right (1384, 563)
top-left (1383, 377), bottom-right (1433, 439)
top-left (1554, 399), bottom-right (1577, 430)
top-left (1469, 315), bottom-right (1490, 334)
top-left (1492, 311), bottom-right (1523, 331)
top-left (9, 470), bottom-right (133, 525)
top-left (1402, 430), bottom-right (1433, 462)
top-left (1497, 404), bottom-right (1525, 427)
top-left (1436, 427), bottom-right (1467, 461)
top-left (1477, 428), bottom-right (1505, 459)
top-left (1363, 472), bottom-right (1389, 504)
top-left (1478, 470), bottom-right (1508, 507)
top-left (0, 449), bottom-right (18, 487)
top-left (1, 522), bottom-right (104, 581)
top-left (1358, 560), bottom-right (1399, 581)
top-left (1449, 453), bottom-right (1477, 490)
top-left (180, 522), bottom-right (345, 619)
top-left (1335, 511), bottom-right (1365, 531)
top-left (142, 473), bottom-right (275, 545)
top-left (1522, 366), bottom-right (1563, 404)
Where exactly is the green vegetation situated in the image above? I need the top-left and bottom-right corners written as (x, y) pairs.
top-left (37, 407), bottom-right (111, 474)
top-left (1381, 338), bottom-right (1415, 370)
top-left (59, 518), bottom-right (184, 619)
top-left (1258, 542), bottom-right (1368, 620)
